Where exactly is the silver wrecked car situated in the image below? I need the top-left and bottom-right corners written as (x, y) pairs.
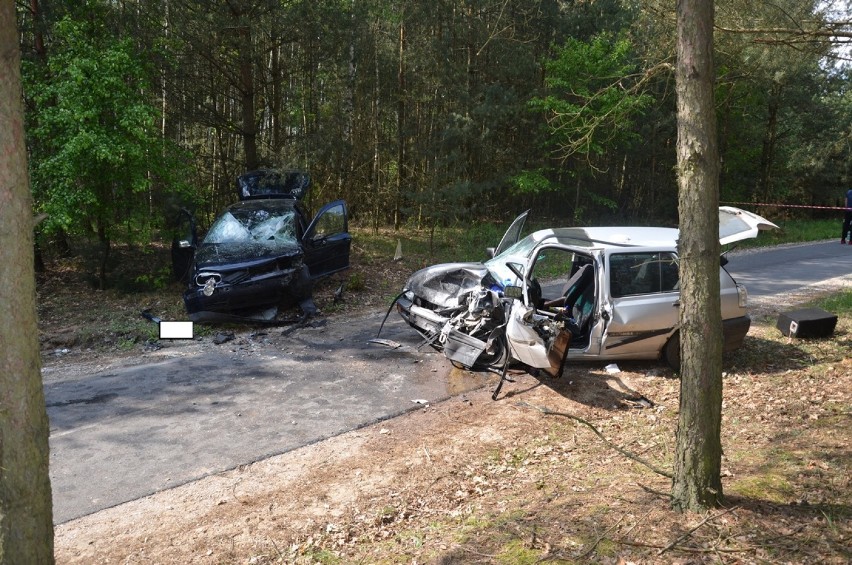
top-left (393, 207), bottom-right (778, 377)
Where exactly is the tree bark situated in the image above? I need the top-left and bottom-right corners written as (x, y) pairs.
top-left (758, 82), bottom-right (781, 203)
top-left (672, 0), bottom-right (724, 512)
top-left (395, 14), bottom-right (406, 230)
top-left (227, 6), bottom-right (258, 172)
top-left (0, 1), bottom-right (55, 560)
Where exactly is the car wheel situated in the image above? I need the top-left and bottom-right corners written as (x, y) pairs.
top-left (663, 331), bottom-right (680, 371)
top-left (473, 333), bottom-right (508, 370)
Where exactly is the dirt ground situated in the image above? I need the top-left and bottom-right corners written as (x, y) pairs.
top-left (40, 251), bottom-right (851, 564)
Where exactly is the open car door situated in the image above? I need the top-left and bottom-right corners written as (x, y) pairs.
top-left (488, 210), bottom-right (529, 258)
top-left (302, 200), bottom-right (352, 278)
top-left (504, 246), bottom-right (587, 378)
top-left (171, 208), bottom-right (197, 283)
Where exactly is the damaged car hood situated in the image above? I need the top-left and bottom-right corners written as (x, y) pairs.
top-left (405, 262), bottom-right (493, 310)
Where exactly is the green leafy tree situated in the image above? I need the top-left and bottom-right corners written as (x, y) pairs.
top-left (26, 11), bottom-right (190, 287)
top-left (522, 33), bottom-right (654, 220)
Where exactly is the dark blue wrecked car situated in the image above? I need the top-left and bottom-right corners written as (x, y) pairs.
top-left (171, 169), bottom-right (351, 322)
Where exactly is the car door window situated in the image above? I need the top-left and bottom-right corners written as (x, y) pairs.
top-left (174, 209), bottom-right (196, 249)
top-left (171, 209), bottom-right (197, 283)
top-left (610, 252), bottom-right (678, 297)
top-left (309, 202), bottom-right (346, 240)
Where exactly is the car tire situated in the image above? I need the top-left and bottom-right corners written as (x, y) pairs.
top-left (473, 333), bottom-right (509, 370)
top-left (663, 331), bottom-right (680, 372)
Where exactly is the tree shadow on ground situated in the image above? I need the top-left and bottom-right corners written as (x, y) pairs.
top-left (496, 359), bottom-right (663, 412)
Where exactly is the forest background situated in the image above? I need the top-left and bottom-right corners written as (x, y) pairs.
top-left (16, 0), bottom-right (852, 283)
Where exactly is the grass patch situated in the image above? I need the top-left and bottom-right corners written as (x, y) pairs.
top-left (351, 223), bottom-right (504, 265)
top-left (734, 217), bottom-right (839, 249)
top-left (729, 474), bottom-right (796, 504)
top-left (496, 539), bottom-right (541, 564)
top-left (814, 288), bottom-right (852, 312)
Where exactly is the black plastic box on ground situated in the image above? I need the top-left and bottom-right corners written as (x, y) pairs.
top-left (776, 308), bottom-right (838, 338)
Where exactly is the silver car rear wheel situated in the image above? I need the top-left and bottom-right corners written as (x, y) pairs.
top-left (664, 331), bottom-right (680, 372)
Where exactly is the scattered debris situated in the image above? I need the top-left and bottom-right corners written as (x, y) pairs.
top-left (140, 310), bottom-right (162, 324)
top-left (213, 332), bottom-right (235, 345)
top-left (368, 338), bottom-right (403, 349)
top-left (333, 283), bottom-right (345, 304)
top-left (623, 395), bottom-right (654, 409)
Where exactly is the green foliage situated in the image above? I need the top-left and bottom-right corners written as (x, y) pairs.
top-left (532, 33), bottom-right (654, 162)
top-left (14, 0), bottom-right (852, 242)
top-left (24, 9), bottom-right (193, 242)
top-left (510, 169), bottom-right (555, 196)
top-left (347, 271), bottom-right (366, 292)
top-left (517, 33), bottom-right (655, 220)
top-left (133, 267), bottom-right (174, 291)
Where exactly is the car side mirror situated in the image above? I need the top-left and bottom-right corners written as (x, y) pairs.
top-left (486, 247), bottom-right (496, 258)
top-left (720, 255), bottom-right (729, 267)
top-left (503, 285), bottom-right (523, 299)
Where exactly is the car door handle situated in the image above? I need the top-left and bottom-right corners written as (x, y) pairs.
top-left (672, 301), bottom-right (680, 307)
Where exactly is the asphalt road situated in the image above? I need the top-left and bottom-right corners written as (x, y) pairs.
top-left (725, 239), bottom-right (852, 297)
top-left (45, 240), bottom-right (851, 524)
top-left (45, 313), bottom-right (494, 524)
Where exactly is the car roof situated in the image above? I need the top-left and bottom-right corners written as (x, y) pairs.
top-left (531, 226), bottom-right (679, 250)
top-left (508, 207), bottom-right (777, 254)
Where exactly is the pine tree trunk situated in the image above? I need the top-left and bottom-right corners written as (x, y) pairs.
top-left (672, 0), bottom-right (724, 512)
top-left (0, 2), bottom-right (55, 559)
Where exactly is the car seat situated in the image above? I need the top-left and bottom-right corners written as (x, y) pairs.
top-left (571, 277), bottom-right (596, 344)
top-left (561, 264), bottom-right (593, 312)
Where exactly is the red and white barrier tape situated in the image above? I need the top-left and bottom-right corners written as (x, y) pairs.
top-left (721, 201), bottom-right (852, 212)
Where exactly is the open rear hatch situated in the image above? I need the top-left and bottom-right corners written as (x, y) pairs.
top-left (237, 169), bottom-right (311, 201)
top-left (719, 206), bottom-right (779, 245)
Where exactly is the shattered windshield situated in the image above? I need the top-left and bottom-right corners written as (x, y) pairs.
top-left (197, 201), bottom-right (300, 264)
top-left (484, 231), bottom-right (553, 284)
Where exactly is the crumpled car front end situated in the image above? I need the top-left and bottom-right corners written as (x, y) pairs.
top-left (397, 262), bottom-right (491, 326)
top-left (184, 253), bottom-right (312, 322)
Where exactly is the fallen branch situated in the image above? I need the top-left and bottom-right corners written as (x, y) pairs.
top-left (576, 515), bottom-right (625, 559)
top-left (615, 538), bottom-right (756, 554)
top-left (637, 482), bottom-right (672, 499)
top-left (658, 506), bottom-right (739, 556)
top-left (515, 402), bottom-right (673, 479)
